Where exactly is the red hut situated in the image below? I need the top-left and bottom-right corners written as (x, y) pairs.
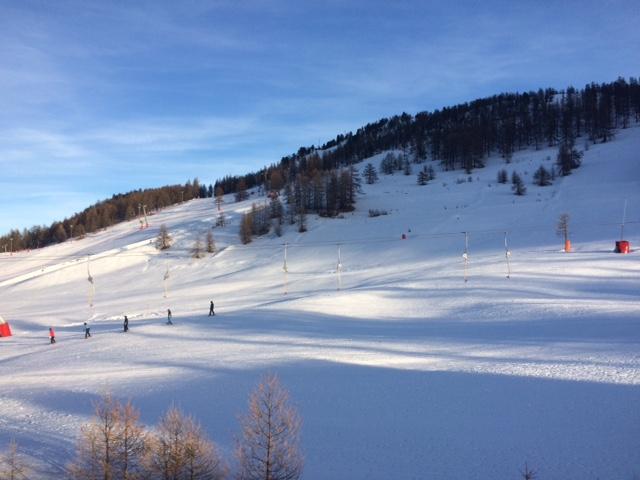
top-left (615, 240), bottom-right (630, 254)
top-left (0, 315), bottom-right (12, 337)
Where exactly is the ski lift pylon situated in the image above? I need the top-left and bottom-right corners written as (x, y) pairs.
top-left (462, 232), bottom-right (469, 283)
top-left (504, 231), bottom-right (512, 278)
top-left (163, 263), bottom-right (170, 299)
top-left (87, 255), bottom-right (95, 308)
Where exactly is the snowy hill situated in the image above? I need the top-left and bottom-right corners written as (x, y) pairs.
top-left (1, 127), bottom-right (639, 479)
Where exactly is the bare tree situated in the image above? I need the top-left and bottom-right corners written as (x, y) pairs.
top-left (0, 439), bottom-right (29, 480)
top-left (116, 401), bottom-right (147, 480)
top-left (269, 171), bottom-right (284, 192)
top-left (68, 393), bottom-right (147, 480)
top-left (69, 393), bottom-right (121, 480)
top-left (183, 423), bottom-right (228, 480)
top-left (240, 213), bottom-right (253, 244)
top-left (156, 224), bottom-right (172, 250)
top-left (236, 374), bottom-right (303, 480)
top-left (145, 407), bottom-right (226, 480)
top-left (215, 187), bottom-right (224, 211)
top-left (192, 237), bottom-right (204, 259)
top-left (206, 231), bottom-right (216, 254)
top-left (235, 180), bottom-right (249, 202)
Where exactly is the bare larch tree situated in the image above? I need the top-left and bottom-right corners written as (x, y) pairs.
top-left (235, 374), bottom-right (303, 480)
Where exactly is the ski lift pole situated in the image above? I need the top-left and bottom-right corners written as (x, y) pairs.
top-left (283, 242), bottom-right (288, 295)
top-left (504, 231), bottom-right (512, 279)
top-left (462, 232), bottom-right (469, 284)
top-left (87, 255), bottom-right (95, 308)
top-left (163, 262), bottom-right (170, 299)
top-left (621, 198), bottom-right (628, 240)
top-left (336, 244), bottom-right (343, 291)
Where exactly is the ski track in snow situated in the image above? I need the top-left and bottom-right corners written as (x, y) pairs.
top-left (1, 127), bottom-right (640, 479)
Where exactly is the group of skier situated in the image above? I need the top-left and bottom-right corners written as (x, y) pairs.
top-left (48, 300), bottom-right (215, 343)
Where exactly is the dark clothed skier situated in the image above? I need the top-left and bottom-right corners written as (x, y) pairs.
top-left (167, 309), bottom-right (173, 325)
top-left (49, 327), bottom-right (56, 344)
top-left (209, 301), bottom-right (215, 316)
top-left (124, 315), bottom-right (129, 332)
top-left (84, 322), bottom-right (91, 338)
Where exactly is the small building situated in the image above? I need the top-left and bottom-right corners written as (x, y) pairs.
top-left (0, 315), bottom-right (12, 337)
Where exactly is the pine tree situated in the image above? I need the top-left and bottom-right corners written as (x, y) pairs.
top-left (53, 222), bottom-right (67, 243)
top-left (556, 213), bottom-right (570, 244)
top-left (511, 172), bottom-right (526, 195)
top-left (270, 197), bottom-right (284, 221)
top-left (403, 158), bottom-right (412, 175)
top-left (236, 375), bottom-right (303, 480)
top-left (427, 165), bottom-right (436, 181)
top-left (533, 165), bottom-right (552, 186)
top-left (156, 224), bottom-right (172, 250)
top-left (417, 166), bottom-right (430, 186)
top-left (75, 224), bottom-right (86, 239)
top-left (497, 169), bottom-right (509, 184)
top-left (556, 142), bottom-right (582, 176)
top-left (297, 205), bottom-right (307, 233)
top-left (380, 153), bottom-right (395, 175)
top-left (417, 170), bottom-right (427, 186)
top-left (363, 163), bottom-right (378, 184)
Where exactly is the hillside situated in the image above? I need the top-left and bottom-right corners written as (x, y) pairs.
top-left (1, 126), bottom-right (639, 479)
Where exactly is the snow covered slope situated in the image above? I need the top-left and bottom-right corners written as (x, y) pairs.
top-left (1, 127), bottom-right (639, 479)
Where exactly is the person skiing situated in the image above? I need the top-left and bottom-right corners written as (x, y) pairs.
top-left (167, 308), bottom-right (173, 325)
top-left (123, 315), bottom-right (129, 332)
top-left (209, 300), bottom-right (215, 316)
top-left (49, 327), bottom-right (56, 344)
top-left (84, 322), bottom-right (91, 338)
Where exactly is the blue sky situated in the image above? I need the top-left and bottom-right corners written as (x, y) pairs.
top-left (1, 0), bottom-right (638, 234)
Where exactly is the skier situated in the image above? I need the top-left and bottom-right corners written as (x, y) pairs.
top-left (167, 308), bottom-right (173, 325)
top-left (49, 327), bottom-right (56, 344)
top-left (209, 300), bottom-right (215, 316)
top-left (84, 322), bottom-right (91, 338)
top-left (123, 315), bottom-right (129, 332)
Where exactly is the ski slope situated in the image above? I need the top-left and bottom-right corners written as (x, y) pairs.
top-left (1, 127), bottom-right (639, 479)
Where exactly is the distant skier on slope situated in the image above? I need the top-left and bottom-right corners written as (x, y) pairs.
top-left (84, 322), bottom-right (91, 338)
top-left (123, 315), bottom-right (129, 332)
top-left (209, 301), bottom-right (215, 316)
top-left (167, 308), bottom-right (173, 325)
top-left (49, 327), bottom-right (56, 344)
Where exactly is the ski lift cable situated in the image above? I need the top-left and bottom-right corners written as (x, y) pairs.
top-left (1, 219), bottom-right (639, 262)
